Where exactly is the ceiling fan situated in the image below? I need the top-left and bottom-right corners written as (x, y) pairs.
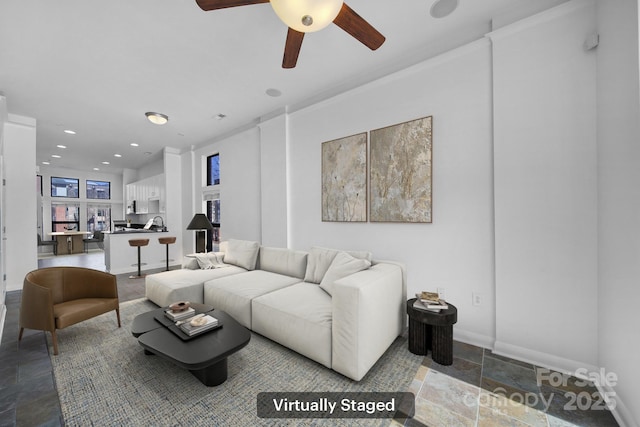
top-left (195, 0), bottom-right (386, 68)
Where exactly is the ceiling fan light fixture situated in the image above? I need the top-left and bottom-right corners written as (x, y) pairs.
top-left (270, 0), bottom-right (343, 33)
top-left (145, 112), bottom-right (169, 125)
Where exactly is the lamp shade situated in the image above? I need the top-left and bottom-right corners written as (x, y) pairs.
top-left (186, 213), bottom-right (214, 231)
top-left (270, 0), bottom-right (343, 33)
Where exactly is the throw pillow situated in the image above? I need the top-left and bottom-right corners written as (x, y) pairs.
top-left (182, 256), bottom-right (200, 270)
top-left (319, 251), bottom-right (371, 296)
top-left (223, 239), bottom-right (260, 270)
top-left (304, 246), bottom-right (373, 284)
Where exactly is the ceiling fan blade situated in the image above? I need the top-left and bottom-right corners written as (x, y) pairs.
top-left (196, 0), bottom-right (269, 11)
top-left (283, 28), bottom-right (304, 69)
top-left (333, 3), bottom-right (385, 50)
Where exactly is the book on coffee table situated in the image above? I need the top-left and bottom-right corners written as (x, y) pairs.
top-left (164, 307), bottom-right (195, 321)
top-left (178, 315), bottom-right (220, 336)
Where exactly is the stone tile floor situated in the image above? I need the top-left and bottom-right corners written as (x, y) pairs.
top-left (392, 343), bottom-right (620, 427)
top-left (0, 252), bottom-right (622, 426)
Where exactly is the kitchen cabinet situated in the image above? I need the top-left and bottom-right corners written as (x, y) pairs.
top-left (126, 174), bottom-right (165, 214)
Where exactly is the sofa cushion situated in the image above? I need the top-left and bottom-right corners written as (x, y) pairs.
top-left (252, 283), bottom-right (332, 368)
top-left (203, 270), bottom-right (300, 328)
top-left (303, 246), bottom-right (373, 284)
top-left (319, 252), bottom-right (371, 296)
top-left (145, 266), bottom-right (246, 307)
top-left (257, 247), bottom-right (308, 280)
top-left (224, 239), bottom-right (260, 270)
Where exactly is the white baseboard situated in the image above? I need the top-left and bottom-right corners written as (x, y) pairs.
top-left (493, 340), bottom-right (599, 374)
top-left (453, 328), bottom-right (495, 350)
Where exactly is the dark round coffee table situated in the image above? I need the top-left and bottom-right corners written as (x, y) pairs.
top-left (406, 298), bottom-right (457, 365)
top-left (131, 304), bottom-right (251, 386)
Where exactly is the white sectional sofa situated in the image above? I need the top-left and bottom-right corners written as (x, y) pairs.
top-left (144, 239), bottom-right (406, 381)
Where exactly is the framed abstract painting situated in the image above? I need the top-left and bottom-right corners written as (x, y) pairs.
top-left (321, 133), bottom-right (368, 222)
top-left (370, 116), bottom-right (433, 223)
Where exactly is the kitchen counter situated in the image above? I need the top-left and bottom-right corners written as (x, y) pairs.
top-left (107, 229), bottom-right (167, 234)
top-left (104, 230), bottom-right (180, 274)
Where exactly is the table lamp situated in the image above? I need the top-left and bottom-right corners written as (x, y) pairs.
top-left (186, 213), bottom-right (213, 253)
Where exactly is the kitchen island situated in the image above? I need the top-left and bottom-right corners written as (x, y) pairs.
top-left (104, 230), bottom-right (180, 275)
top-left (49, 231), bottom-right (92, 255)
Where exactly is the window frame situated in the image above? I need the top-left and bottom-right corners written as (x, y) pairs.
top-left (86, 179), bottom-right (111, 200)
top-left (51, 176), bottom-right (80, 198)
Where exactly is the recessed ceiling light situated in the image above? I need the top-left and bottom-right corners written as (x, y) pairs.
top-left (114, 154), bottom-right (122, 158)
top-left (42, 161), bottom-right (50, 165)
top-left (93, 167), bottom-right (100, 171)
top-left (51, 154), bottom-right (61, 158)
top-left (145, 112), bottom-right (169, 125)
top-left (265, 88), bottom-right (282, 97)
top-left (430, 0), bottom-right (458, 18)
top-left (63, 129), bottom-right (76, 135)
top-left (101, 161), bottom-right (110, 165)
top-left (56, 145), bottom-right (67, 149)
top-left (130, 143), bottom-right (139, 147)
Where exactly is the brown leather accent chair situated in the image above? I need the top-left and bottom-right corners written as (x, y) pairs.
top-left (19, 267), bottom-right (121, 355)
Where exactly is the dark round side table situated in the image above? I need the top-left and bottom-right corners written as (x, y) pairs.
top-left (406, 298), bottom-right (458, 365)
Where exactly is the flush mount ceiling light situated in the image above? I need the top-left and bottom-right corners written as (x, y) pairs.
top-left (145, 112), bottom-right (169, 125)
top-left (430, 0), bottom-right (458, 18)
top-left (63, 129), bottom-right (76, 135)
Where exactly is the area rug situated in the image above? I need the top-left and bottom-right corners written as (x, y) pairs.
top-left (49, 298), bottom-right (422, 426)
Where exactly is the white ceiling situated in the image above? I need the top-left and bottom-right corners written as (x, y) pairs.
top-left (0, 0), bottom-right (567, 173)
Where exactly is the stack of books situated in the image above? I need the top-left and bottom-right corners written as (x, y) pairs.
top-left (178, 314), bottom-right (219, 336)
top-left (414, 291), bottom-right (449, 312)
top-left (164, 306), bottom-right (195, 322)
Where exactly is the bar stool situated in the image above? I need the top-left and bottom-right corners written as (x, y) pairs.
top-left (129, 239), bottom-right (149, 279)
top-left (158, 236), bottom-right (176, 271)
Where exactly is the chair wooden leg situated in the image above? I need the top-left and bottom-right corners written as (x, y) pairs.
top-left (116, 308), bottom-right (121, 328)
top-left (18, 327), bottom-right (24, 341)
top-left (51, 330), bottom-right (59, 355)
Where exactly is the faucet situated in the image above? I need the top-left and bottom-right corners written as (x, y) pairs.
top-left (152, 216), bottom-right (166, 231)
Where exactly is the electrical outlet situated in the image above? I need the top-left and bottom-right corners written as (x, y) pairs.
top-left (472, 292), bottom-right (482, 306)
top-left (437, 287), bottom-right (446, 300)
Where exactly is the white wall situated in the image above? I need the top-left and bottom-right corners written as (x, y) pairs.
top-left (258, 114), bottom-right (288, 247)
top-left (163, 147), bottom-right (183, 261)
top-left (0, 96), bottom-right (7, 343)
top-left (491, 1), bottom-right (599, 370)
top-left (596, 0), bottom-right (640, 425)
top-left (4, 114), bottom-right (38, 292)
top-left (287, 40), bottom-right (496, 345)
top-left (182, 127), bottom-right (262, 255)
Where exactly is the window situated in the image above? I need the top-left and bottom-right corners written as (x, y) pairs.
top-left (206, 153), bottom-right (221, 250)
top-left (207, 154), bottom-right (220, 185)
top-left (87, 205), bottom-right (111, 232)
top-left (51, 203), bottom-right (80, 232)
top-left (86, 180), bottom-right (111, 199)
top-left (51, 177), bottom-right (79, 198)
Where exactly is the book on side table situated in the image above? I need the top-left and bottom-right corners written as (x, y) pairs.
top-left (414, 292), bottom-right (449, 312)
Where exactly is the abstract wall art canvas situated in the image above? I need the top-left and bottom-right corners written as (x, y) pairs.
top-left (370, 116), bottom-right (433, 223)
top-left (321, 133), bottom-right (368, 222)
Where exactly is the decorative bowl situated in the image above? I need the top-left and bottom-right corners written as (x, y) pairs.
top-left (169, 301), bottom-right (190, 313)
